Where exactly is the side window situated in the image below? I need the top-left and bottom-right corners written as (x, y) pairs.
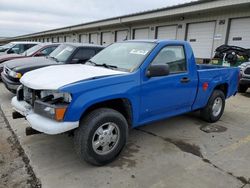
top-left (95, 48), bottom-right (103, 54)
top-left (24, 44), bottom-right (35, 51)
top-left (73, 48), bottom-right (96, 60)
top-left (8, 44), bottom-right (23, 54)
top-left (40, 46), bottom-right (57, 56)
top-left (151, 46), bottom-right (187, 74)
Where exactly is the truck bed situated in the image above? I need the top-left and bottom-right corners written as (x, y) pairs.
top-left (192, 64), bottom-right (239, 110)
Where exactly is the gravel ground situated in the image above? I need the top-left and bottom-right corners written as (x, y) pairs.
top-left (0, 109), bottom-right (40, 188)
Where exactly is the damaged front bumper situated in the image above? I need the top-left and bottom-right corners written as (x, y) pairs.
top-left (11, 96), bottom-right (79, 135)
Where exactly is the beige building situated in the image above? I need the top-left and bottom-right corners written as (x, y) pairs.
top-left (1, 0), bottom-right (250, 59)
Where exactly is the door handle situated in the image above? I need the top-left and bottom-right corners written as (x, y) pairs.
top-left (180, 77), bottom-right (190, 83)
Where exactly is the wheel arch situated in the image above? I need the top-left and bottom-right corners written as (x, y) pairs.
top-left (213, 83), bottom-right (229, 98)
top-left (80, 98), bottom-right (133, 127)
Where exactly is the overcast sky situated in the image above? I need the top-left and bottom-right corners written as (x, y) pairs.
top-left (0, 0), bottom-right (195, 37)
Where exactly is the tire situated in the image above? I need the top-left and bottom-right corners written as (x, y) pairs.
top-left (238, 84), bottom-right (248, 93)
top-left (74, 108), bottom-right (128, 166)
top-left (200, 90), bottom-right (225, 123)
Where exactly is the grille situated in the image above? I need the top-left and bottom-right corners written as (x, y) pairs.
top-left (23, 86), bottom-right (33, 104)
top-left (16, 86), bottom-right (24, 101)
top-left (244, 67), bottom-right (250, 75)
top-left (4, 66), bottom-right (11, 75)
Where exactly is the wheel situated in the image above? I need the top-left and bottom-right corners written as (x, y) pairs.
top-left (74, 108), bottom-right (128, 166)
top-left (200, 90), bottom-right (225, 123)
top-left (238, 84), bottom-right (248, 93)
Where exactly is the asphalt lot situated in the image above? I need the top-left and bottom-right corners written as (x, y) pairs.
top-left (0, 82), bottom-right (250, 188)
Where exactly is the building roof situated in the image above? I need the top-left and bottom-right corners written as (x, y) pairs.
top-left (61, 42), bottom-right (104, 48)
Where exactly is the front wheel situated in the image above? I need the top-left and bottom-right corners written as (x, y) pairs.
top-left (200, 90), bottom-right (225, 123)
top-left (74, 108), bottom-right (128, 166)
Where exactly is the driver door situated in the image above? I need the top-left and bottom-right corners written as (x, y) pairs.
top-left (140, 45), bottom-right (197, 123)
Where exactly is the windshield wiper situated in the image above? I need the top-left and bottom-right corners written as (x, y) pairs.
top-left (86, 60), bottom-right (118, 70)
top-left (86, 60), bottom-right (97, 66)
top-left (48, 56), bottom-right (58, 62)
top-left (96, 63), bottom-right (118, 69)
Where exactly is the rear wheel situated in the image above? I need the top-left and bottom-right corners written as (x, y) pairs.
top-left (74, 108), bottom-right (128, 166)
top-left (238, 84), bottom-right (248, 93)
top-left (200, 90), bottom-right (225, 123)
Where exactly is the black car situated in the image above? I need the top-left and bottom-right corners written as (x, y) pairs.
top-left (1, 43), bottom-right (104, 93)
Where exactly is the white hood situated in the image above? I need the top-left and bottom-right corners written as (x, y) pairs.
top-left (20, 64), bottom-right (127, 90)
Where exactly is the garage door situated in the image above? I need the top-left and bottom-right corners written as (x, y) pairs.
top-left (58, 36), bottom-right (64, 43)
top-left (52, 37), bottom-right (57, 43)
top-left (116, 30), bottom-right (128, 42)
top-left (70, 35), bottom-right (77, 43)
top-left (133, 28), bottom-right (149, 39)
top-left (187, 22), bottom-right (216, 59)
top-left (156, 25), bottom-right (177, 40)
top-left (90, 33), bottom-right (99, 44)
top-left (80, 34), bottom-right (88, 43)
top-left (228, 18), bottom-right (250, 48)
top-left (101, 32), bottom-right (113, 45)
top-left (64, 36), bottom-right (70, 42)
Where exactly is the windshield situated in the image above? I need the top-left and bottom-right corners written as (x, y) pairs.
top-left (89, 42), bottom-right (156, 72)
top-left (49, 44), bottom-right (75, 62)
top-left (1, 42), bottom-right (15, 49)
top-left (22, 44), bottom-right (42, 56)
top-left (0, 42), bottom-right (15, 52)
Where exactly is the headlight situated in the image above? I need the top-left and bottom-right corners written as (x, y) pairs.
top-left (9, 70), bottom-right (22, 78)
top-left (34, 100), bottom-right (68, 121)
top-left (40, 90), bottom-right (72, 103)
top-left (34, 90), bottom-right (72, 121)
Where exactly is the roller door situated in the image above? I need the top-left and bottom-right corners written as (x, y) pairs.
top-left (90, 33), bottom-right (99, 44)
top-left (80, 34), bottom-right (88, 43)
top-left (64, 36), bottom-right (70, 42)
top-left (101, 32), bottom-right (113, 45)
top-left (133, 28), bottom-right (149, 39)
top-left (228, 18), bottom-right (250, 48)
top-left (58, 36), bottom-right (64, 43)
top-left (156, 25), bottom-right (177, 40)
top-left (52, 37), bottom-right (57, 43)
top-left (116, 30), bottom-right (128, 42)
top-left (71, 36), bottom-right (77, 43)
top-left (186, 22), bottom-right (216, 59)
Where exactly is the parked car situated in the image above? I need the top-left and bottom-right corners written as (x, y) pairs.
top-left (0, 43), bottom-right (59, 77)
top-left (1, 43), bottom-right (104, 93)
top-left (0, 41), bottom-right (39, 55)
top-left (238, 62), bottom-right (250, 93)
top-left (0, 42), bottom-right (16, 53)
top-left (11, 40), bottom-right (239, 165)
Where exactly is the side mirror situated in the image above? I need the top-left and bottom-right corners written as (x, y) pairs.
top-left (71, 58), bottom-right (89, 64)
top-left (34, 52), bottom-right (44, 57)
top-left (146, 64), bottom-right (170, 78)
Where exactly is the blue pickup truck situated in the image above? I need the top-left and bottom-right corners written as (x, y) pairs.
top-left (11, 40), bottom-right (239, 165)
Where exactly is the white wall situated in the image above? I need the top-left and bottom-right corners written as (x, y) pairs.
top-left (29, 7), bottom-right (250, 58)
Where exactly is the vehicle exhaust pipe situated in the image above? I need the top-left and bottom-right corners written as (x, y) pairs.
top-left (12, 111), bottom-right (25, 119)
top-left (26, 127), bottom-right (42, 136)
